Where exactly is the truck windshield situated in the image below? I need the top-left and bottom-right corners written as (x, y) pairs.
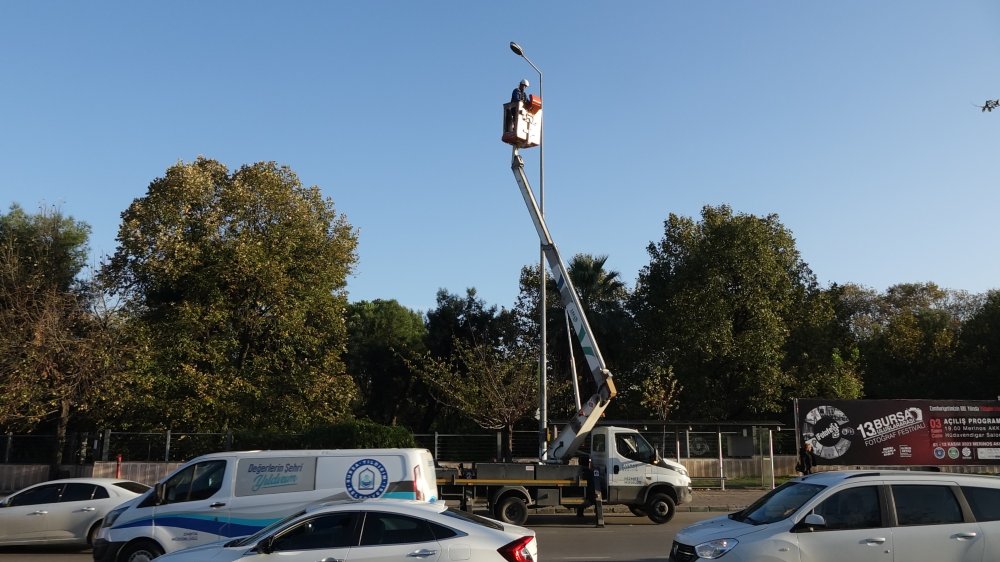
top-left (730, 481), bottom-right (825, 525)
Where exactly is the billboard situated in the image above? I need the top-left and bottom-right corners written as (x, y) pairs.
top-left (795, 399), bottom-right (1000, 466)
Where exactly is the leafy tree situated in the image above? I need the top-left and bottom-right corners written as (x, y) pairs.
top-left (345, 299), bottom-right (427, 427)
top-left (520, 255), bottom-right (635, 419)
top-left (783, 286), bottom-right (864, 400)
top-left (860, 283), bottom-right (962, 399)
top-left (638, 362), bottom-right (683, 421)
top-left (425, 288), bottom-right (507, 357)
top-left (99, 158), bottom-right (359, 431)
top-left (407, 338), bottom-right (538, 460)
top-left (957, 290), bottom-right (1000, 399)
top-left (0, 204), bottom-right (105, 473)
top-left (631, 205), bottom-right (815, 419)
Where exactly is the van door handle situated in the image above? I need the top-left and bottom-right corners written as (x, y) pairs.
top-left (954, 532), bottom-right (977, 540)
top-left (30, 510), bottom-right (48, 515)
top-left (319, 558), bottom-right (344, 562)
top-left (613, 465), bottom-right (620, 474)
top-left (81, 507), bottom-right (97, 512)
top-left (864, 537), bottom-right (886, 545)
top-left (209, 502), bottom-right (226, 508)
top-left (407, 550), bottom-right (438, 558)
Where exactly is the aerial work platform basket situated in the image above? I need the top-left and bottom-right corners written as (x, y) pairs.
top-left (502, 94), bottom-right (543, 148)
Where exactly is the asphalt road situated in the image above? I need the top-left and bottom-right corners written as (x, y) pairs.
top-left (0, 511), bottom-right (722, 562)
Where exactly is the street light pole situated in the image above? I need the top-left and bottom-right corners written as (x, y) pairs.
top-left (510, 41), bottom-right (547, 461)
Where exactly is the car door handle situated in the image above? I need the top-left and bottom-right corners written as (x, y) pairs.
top-left (954, 532), bottom-right (978, 541)
top-left (318, 558), bottom-right (344, 562)
top-left (864, 537), bottom-right (887, 545)
top-left (407, 549), bottom-right (438, 558)
top-left (80, 507), bottom-right (97, 512)
top-left (209, 502), bottom-right (227, 508)
top-left (30, 510), bottom-right (48, 515)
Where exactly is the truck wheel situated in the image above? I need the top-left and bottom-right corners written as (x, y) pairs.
top-left (645, 493), bottom-right (676, 524)
top-left (495, 496), bottom-right (529, 526)
top-left (628, 505), bottom-right (646, 517)
top-left (120, 540), bottom-right (164, 562)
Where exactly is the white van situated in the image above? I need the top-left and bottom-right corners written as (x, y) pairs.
top-left (93, 448), bottom-right (438, 562)
top-left (670, 469), bottom-right (1000, 562)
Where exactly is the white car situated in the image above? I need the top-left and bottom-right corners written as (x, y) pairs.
top-left (670, 469), bottom-right (1000, 562)
top-left (156, 498), bottom-right (538, 562)
top-left (0, 477), bottom-right (149, 547)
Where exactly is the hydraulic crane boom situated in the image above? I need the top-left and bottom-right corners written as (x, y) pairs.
top-left (510, 148), bottom-right (617, 462)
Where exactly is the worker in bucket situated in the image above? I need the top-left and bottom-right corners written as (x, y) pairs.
top-left (511, 78), bottom-right (530, 104)
top-left (507, 78), bottom-right (531, 133)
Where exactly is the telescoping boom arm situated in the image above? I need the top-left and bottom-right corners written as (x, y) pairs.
top-left (510, 148), bottom-right (617, 462)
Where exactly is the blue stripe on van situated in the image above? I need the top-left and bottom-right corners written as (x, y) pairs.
top-left (115, 515), bottom-right (276, 538)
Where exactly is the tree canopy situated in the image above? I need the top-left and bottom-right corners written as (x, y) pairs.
top-left (99, 158), bottom-right (359, 431)
top-left (631, 205), bottom-right (853, 419)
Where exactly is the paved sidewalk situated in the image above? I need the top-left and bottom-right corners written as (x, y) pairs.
top-left (679, 488), bottom-right (768, 512)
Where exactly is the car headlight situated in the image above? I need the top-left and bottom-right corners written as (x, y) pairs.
top-left (103, 506), bottom-right (127, 528)
top-left (695, 538), bottom-right (738, 559)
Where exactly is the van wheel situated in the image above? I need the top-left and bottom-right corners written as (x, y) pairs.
top-left (495, 496), bottom-right (529, 526)
top-left (87, 521), bottom-right (101, 547)
top-left (645, 493), bottom-right (676, 524)
top-left (120, 540), bottom-right (164, 562)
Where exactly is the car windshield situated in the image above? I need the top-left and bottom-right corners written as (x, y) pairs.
top-left (114, 481), bottom-right (151, 494)
top-left (730, 481), bottom-right (825, 525)
top-left (226, 510), bottom-right (307, 548)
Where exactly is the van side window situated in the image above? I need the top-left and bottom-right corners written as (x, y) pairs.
top-left (961, 486), bottom-right (1000, 522)
top-left (812, 486), bottom-right (881, 530)
top-left (891, 485), bottom-right (962, 526)
top-left (163, 460), bottom-right (227, 504)
top-left (592, 434), bottom-right (606, 453)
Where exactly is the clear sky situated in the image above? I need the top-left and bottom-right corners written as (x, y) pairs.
top-left (2, 2), bottom-right (998, 313)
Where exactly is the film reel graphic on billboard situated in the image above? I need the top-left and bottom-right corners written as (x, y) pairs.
top-left (801, 405), bottom-right (855, 460)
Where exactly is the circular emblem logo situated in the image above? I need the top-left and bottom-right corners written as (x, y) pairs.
top-left (802, 405), bottom-right (853, 460)
top-left (948, 447), bottom-right (960, 460)
top-left (345, 459), bottom-right (389, 499)
top-left (933, 447), bottom-right (946, 459)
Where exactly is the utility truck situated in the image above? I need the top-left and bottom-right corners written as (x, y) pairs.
top-left (437, 95), bottom-right (693, 526)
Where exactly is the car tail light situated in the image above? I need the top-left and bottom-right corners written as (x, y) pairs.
top-left (413, 465), bottom-right (424, 500)
top-left (497, 535), bottom-right (536, 562)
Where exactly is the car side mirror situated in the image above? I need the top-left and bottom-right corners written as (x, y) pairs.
top-left (794, 513), bottom-right (827, 532)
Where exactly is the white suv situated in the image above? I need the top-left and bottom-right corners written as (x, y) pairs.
top-left (670, 470), bottom-right (1000, 562)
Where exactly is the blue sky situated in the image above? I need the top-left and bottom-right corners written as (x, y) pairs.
top-left (2, 2), bottom-right (998, 313)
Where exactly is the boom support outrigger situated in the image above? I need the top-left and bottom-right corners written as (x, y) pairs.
top-left (509, 148), bottom-right (617, 462)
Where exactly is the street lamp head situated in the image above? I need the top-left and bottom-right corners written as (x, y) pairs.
top-left (510, 42), bottom-right (524, 57)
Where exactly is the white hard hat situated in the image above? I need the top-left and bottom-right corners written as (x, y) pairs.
top-left (520, 79), bottom-right (529, 87)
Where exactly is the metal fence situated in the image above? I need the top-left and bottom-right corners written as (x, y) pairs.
top-left (2, 423), bottom-right (797, 465)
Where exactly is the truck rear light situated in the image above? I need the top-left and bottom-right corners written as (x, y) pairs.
top-left (413, 465), bottom-right (424, 500)
top-left (497, 535), bottom-right (536, 562)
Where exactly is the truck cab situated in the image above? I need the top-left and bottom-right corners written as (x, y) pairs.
top-left (589, 426), bottom-right (692, 523)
